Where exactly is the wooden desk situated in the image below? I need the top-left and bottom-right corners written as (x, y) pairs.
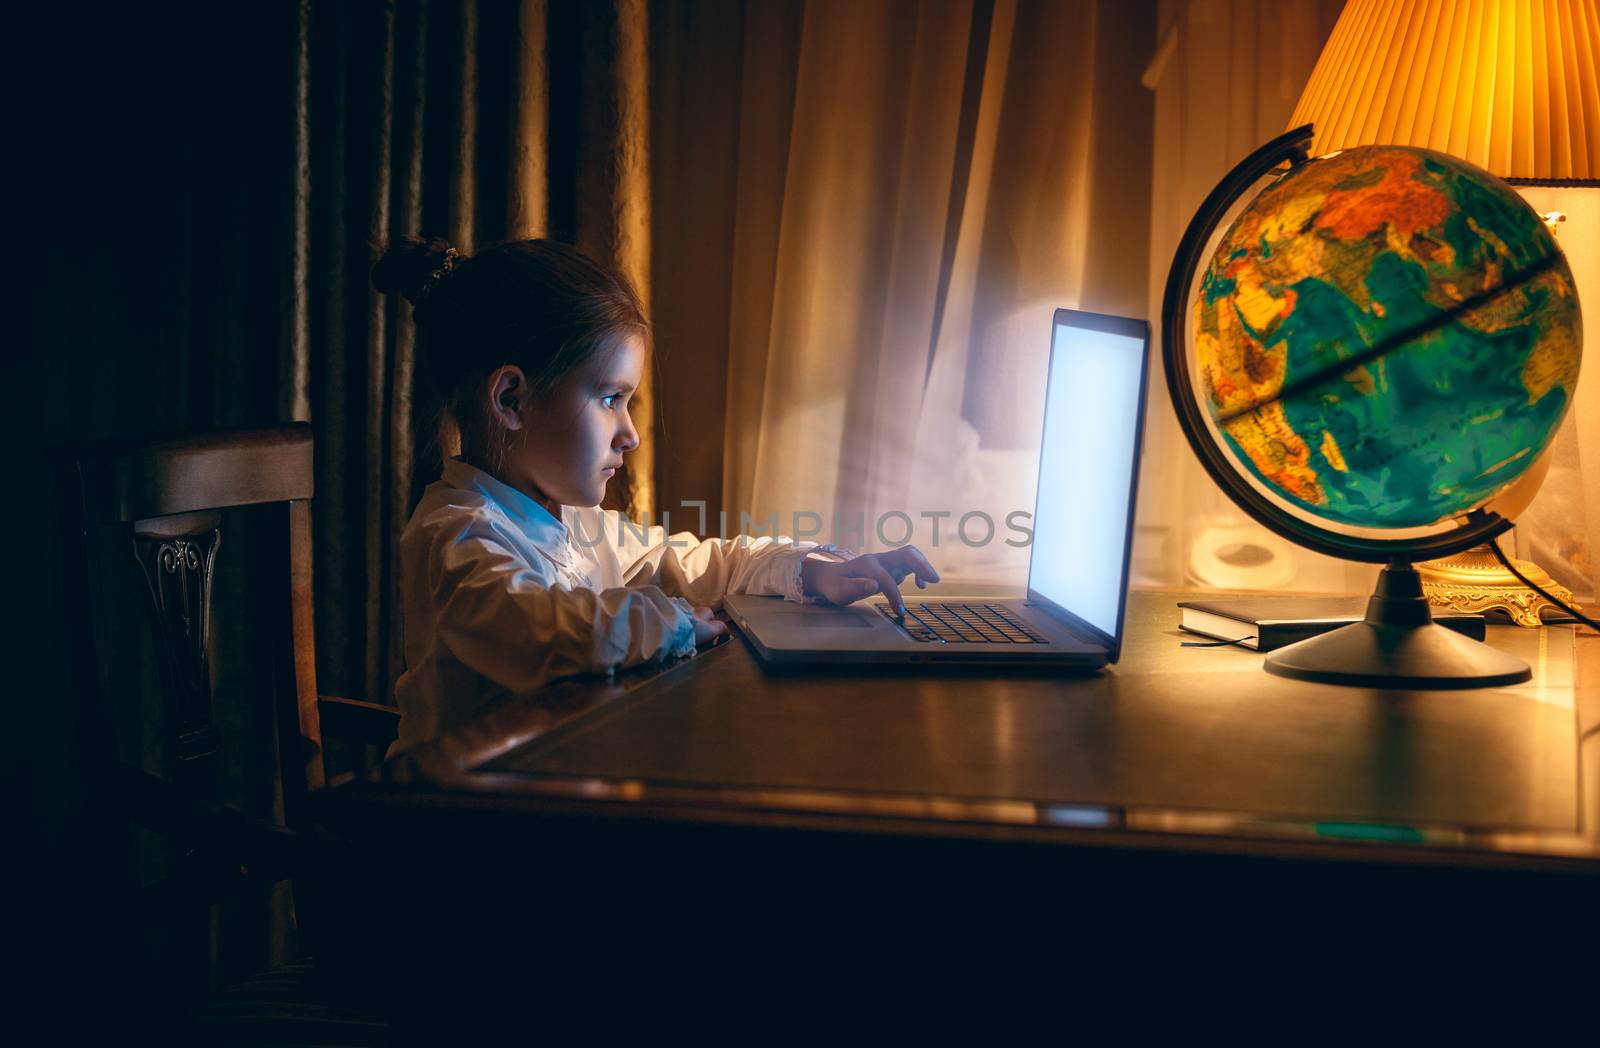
top-left (309, 590), bottom-right (1597, 1017)
top-left (352, 589), bottom-right (1597, 872)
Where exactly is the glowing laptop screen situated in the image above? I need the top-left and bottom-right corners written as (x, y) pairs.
top-left (1027, 314), bottom-right (1147, 645)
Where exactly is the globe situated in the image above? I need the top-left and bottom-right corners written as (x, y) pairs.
top-left (1161, 127), bottom-right (1585, 688)
top-left (1193, 143), bottom-right (1581, 531)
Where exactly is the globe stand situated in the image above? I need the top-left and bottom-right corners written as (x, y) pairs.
top-left (1265, 562), bottom-right (1531, 688)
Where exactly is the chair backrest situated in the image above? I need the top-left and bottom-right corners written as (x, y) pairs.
top-left (57, 422), bottom-right (326, 835)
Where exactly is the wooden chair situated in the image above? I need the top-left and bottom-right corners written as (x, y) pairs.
top-left (55, 422), bottom-right (398, 1040)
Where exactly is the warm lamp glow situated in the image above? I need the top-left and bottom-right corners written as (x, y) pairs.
top-left (1290, 0), bottom-right (1600, 184)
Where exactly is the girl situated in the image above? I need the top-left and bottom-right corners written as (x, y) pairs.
top-left (373, 236), bottom-right (939, 749)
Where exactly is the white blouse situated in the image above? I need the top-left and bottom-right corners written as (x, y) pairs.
top-left (392, 457), bottom-right (852, 751)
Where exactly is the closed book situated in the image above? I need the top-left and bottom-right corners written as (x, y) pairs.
top-left (1176, 597), bottom-right (1487, 652)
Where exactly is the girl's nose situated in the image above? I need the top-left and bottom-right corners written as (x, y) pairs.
top-left (616, 414), bottom-right (639, 452)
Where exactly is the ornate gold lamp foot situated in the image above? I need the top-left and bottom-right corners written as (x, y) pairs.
top-left (1417, 546), bottom-right (1576, 628)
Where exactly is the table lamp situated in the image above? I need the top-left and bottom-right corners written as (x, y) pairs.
top-left (1287, 0), bottom-right (1600, 625)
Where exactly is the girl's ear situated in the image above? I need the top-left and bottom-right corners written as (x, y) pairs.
top-left (486, 365), bottom-right (528, 431)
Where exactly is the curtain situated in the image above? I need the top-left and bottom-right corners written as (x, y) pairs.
top-left (1141, 0), bottom-right (1353, 593)
top-left (689, 0), bottom-right (1593, 601)
top-left (23, 0), bottom-right (663, 1013)
top-left (720, 0), bottom-right (1158, 587)
top-left (290, 0), bottom-right (657, 709)
top-left (1516, 186), bottom-right (1600, 603)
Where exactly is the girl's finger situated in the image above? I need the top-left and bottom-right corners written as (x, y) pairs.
top-left (903, 545), bottom-right (941, 585)
top-left (860, 561), bottom-right (905, 617)
top-left (844, 577), bottom-right (880, 602)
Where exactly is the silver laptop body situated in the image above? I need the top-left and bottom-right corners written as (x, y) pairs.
top-left (725, 307), bottom-right (1150, 670)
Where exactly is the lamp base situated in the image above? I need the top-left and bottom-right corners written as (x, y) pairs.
top-left (1264, 563), bottom-right (1531, 689)
top-left (1416, 545), bottom-right (1576, 627)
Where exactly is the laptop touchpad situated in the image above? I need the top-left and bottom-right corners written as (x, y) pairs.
top-left (791, 616), bottom-right (875, 629)
top-left (757, 607), bottom-right (877, 629)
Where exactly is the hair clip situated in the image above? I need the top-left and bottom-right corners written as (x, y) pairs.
top-left (420, 246), bottom-right (460, 299)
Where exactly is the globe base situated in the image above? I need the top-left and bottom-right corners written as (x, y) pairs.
top-left (1263, 563), bottom-right (1532, 689)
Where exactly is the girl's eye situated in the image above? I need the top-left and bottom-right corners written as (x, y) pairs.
top-left (601, 394), bottom-right (620, 409)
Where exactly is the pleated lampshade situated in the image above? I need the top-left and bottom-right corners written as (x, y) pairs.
top-left (1289, 0), bottom-right (1600, 184)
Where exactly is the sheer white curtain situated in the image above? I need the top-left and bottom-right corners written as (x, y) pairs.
top-left (1141, 0), bottom-right (1359, 594)
top-left (1517, 186), bottom-right (1600, 603)
top-left (723, 0), bottom-right (1154, 588)
top-left (720, 0), bottom-right (1591, 600)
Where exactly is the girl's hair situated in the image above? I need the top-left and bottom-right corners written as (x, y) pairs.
top-left (371, 236), bottom-right (649, 473)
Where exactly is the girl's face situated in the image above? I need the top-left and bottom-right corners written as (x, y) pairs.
top-left (487, 334), bottom-right (644, 513)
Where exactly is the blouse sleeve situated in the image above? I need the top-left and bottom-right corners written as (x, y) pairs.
top-left (598, 509), bottom-right (857, 608)
top-left (428, 527), bottom-right (698, 691)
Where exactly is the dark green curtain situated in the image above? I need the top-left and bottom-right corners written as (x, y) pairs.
top-left (296, 0), bottom-right (657, 712)
top-left (21, 0), bottom-right (678, 1020)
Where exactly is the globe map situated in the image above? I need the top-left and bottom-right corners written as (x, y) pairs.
top-left (1194, 144), bottom-right (1581, 530)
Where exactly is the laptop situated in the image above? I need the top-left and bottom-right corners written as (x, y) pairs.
top-left (724, 307), bottom-right (1150, 669)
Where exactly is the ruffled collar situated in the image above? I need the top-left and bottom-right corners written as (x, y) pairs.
top-left (440, 457), bottom-right (570, 557)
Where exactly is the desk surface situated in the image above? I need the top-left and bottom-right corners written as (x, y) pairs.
top-left (376, 589), bottom-right (1599, 873)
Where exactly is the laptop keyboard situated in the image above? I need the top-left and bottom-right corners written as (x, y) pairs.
top-left (874, 601), bottom-right (1049, 644)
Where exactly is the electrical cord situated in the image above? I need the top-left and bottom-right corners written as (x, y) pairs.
top-left (1487, 536), bottom-right (1599, 636)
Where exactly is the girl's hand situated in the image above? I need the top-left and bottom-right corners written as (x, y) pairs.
top-left (691, 604), bottom-right (728, 647)
top-left (800, 546), bottom-right (940, 617)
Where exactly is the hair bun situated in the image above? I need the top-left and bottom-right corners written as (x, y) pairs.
top-left (371, 235), bottom-right (458, 307)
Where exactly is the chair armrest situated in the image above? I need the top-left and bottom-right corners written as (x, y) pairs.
top-left (318, 695), bottom-right (401, 746)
